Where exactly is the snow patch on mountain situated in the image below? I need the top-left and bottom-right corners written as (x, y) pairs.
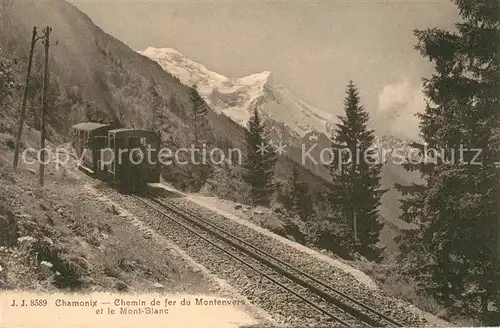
top-left (139, 47), bottom-right (336, 137)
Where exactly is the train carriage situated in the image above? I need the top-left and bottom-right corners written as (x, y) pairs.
top-left (107, 128), bottom-right (161, 188)
top-left (71, 122), bottom-right (161, 191)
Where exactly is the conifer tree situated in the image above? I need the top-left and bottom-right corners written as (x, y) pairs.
top-left (397, 0), bottom-right (499, 322)
top-left (329, 81), bottom-right (385, 261)
top-left (289, 166), bottom-right (314, 220)
top-left (187, 85), bottom-right (212, 190)
top-left (189, 85), bottom-right (210, 147)
top-left (242, 108), bottom-right (277, 206)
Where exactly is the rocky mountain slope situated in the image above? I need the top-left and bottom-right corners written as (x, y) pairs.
top-left (140, 47), bottom-right (337, 139)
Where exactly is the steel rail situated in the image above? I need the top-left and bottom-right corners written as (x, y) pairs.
top-left (149, 194), bottom-right (405, 328)
top-left (132, 194), bottom-right (356, 328)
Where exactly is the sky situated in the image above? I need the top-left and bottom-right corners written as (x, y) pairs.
top-left (69, 0), bottom-right (460, 140)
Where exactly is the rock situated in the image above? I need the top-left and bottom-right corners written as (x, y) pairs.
top-left (152, 282), bottom-right (164, 289)
top-left (234, 204), bottom-right (242, 210)
top-left (143, 231), bottom-right (152, 239)
top-left (252, 210), bottom-right (263, 215)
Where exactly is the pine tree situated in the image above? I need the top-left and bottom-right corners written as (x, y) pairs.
top-left (242, 108), bottom-right (277, 206)
top-left (189, 85), bottom-right (210, 147)
top-left (329, 81), bottom-right (385, 261)
top-left (187, 85), bottom-right (212, 190)
top-left (289, 166), bottom-right (314, 220)
top-left (397, 0), bottom-right (499, 322)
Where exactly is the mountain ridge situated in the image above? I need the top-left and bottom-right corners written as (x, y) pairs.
top-left (139, 47), bottom-right (337, 139)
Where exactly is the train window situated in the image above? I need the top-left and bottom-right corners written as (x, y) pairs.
top-left (140, 137), bottom-right (147, 146)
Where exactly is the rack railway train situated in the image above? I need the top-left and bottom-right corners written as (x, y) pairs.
top-left (71, 122), bottom-right (161, 191)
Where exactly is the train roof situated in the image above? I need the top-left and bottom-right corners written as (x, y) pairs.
top-left (72, 122), bottom-right (110, 132)
top-left (108, 128), bottom-right (132, 133)
top-left (108, 128), bottom-right (157, 135)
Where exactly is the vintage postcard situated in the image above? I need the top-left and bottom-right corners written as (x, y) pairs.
top-left (0, 0), bottom-right (498, 327)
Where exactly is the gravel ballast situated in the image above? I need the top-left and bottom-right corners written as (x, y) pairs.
top-left (96, 185), bottom-right (346, 327)
top-left (163, 195), bottom-right (432, 327)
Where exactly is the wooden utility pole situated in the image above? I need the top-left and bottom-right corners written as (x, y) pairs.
top-left (39, 26), bottom-right (51, 186)
top-left (13, 27), bottom-right (38, 169)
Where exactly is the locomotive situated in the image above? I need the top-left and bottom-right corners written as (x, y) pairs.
top-left (71, 122), bottom-right (161, 191)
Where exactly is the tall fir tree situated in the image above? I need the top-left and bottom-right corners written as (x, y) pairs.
top-left (189, 85), bottom-right (210, 147)
top-left (396, 0), bottom-right (499, 322)
top-left (242, 108), bottom-right (277, 206)
top-left (187, 85), bottom-right (212, 191)
top-left (289, 166), bottom-right (314, 220)
top-left (329, 81), bottom-right (385, 261)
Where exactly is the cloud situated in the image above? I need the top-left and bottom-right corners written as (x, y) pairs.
top-left (375, 79), bottom-right (426, 141)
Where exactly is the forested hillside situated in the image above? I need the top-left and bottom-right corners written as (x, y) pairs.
top-left (0, 0), bottom-right (330, 200)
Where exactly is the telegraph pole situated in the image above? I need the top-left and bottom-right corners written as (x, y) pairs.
top-left (39, 26), bottom-right (51, 186)
top-left (13, 27), bottom-right (38, 169)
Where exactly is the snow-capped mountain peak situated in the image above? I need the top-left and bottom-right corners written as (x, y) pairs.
top-left (139, 47), bottom-right (336, 138)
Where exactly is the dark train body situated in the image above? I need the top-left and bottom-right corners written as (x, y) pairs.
top-left (71, 122), bottom-right (161, 191)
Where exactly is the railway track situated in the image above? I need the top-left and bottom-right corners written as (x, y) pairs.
top-left (131, 191), bottom-right (405, 328)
